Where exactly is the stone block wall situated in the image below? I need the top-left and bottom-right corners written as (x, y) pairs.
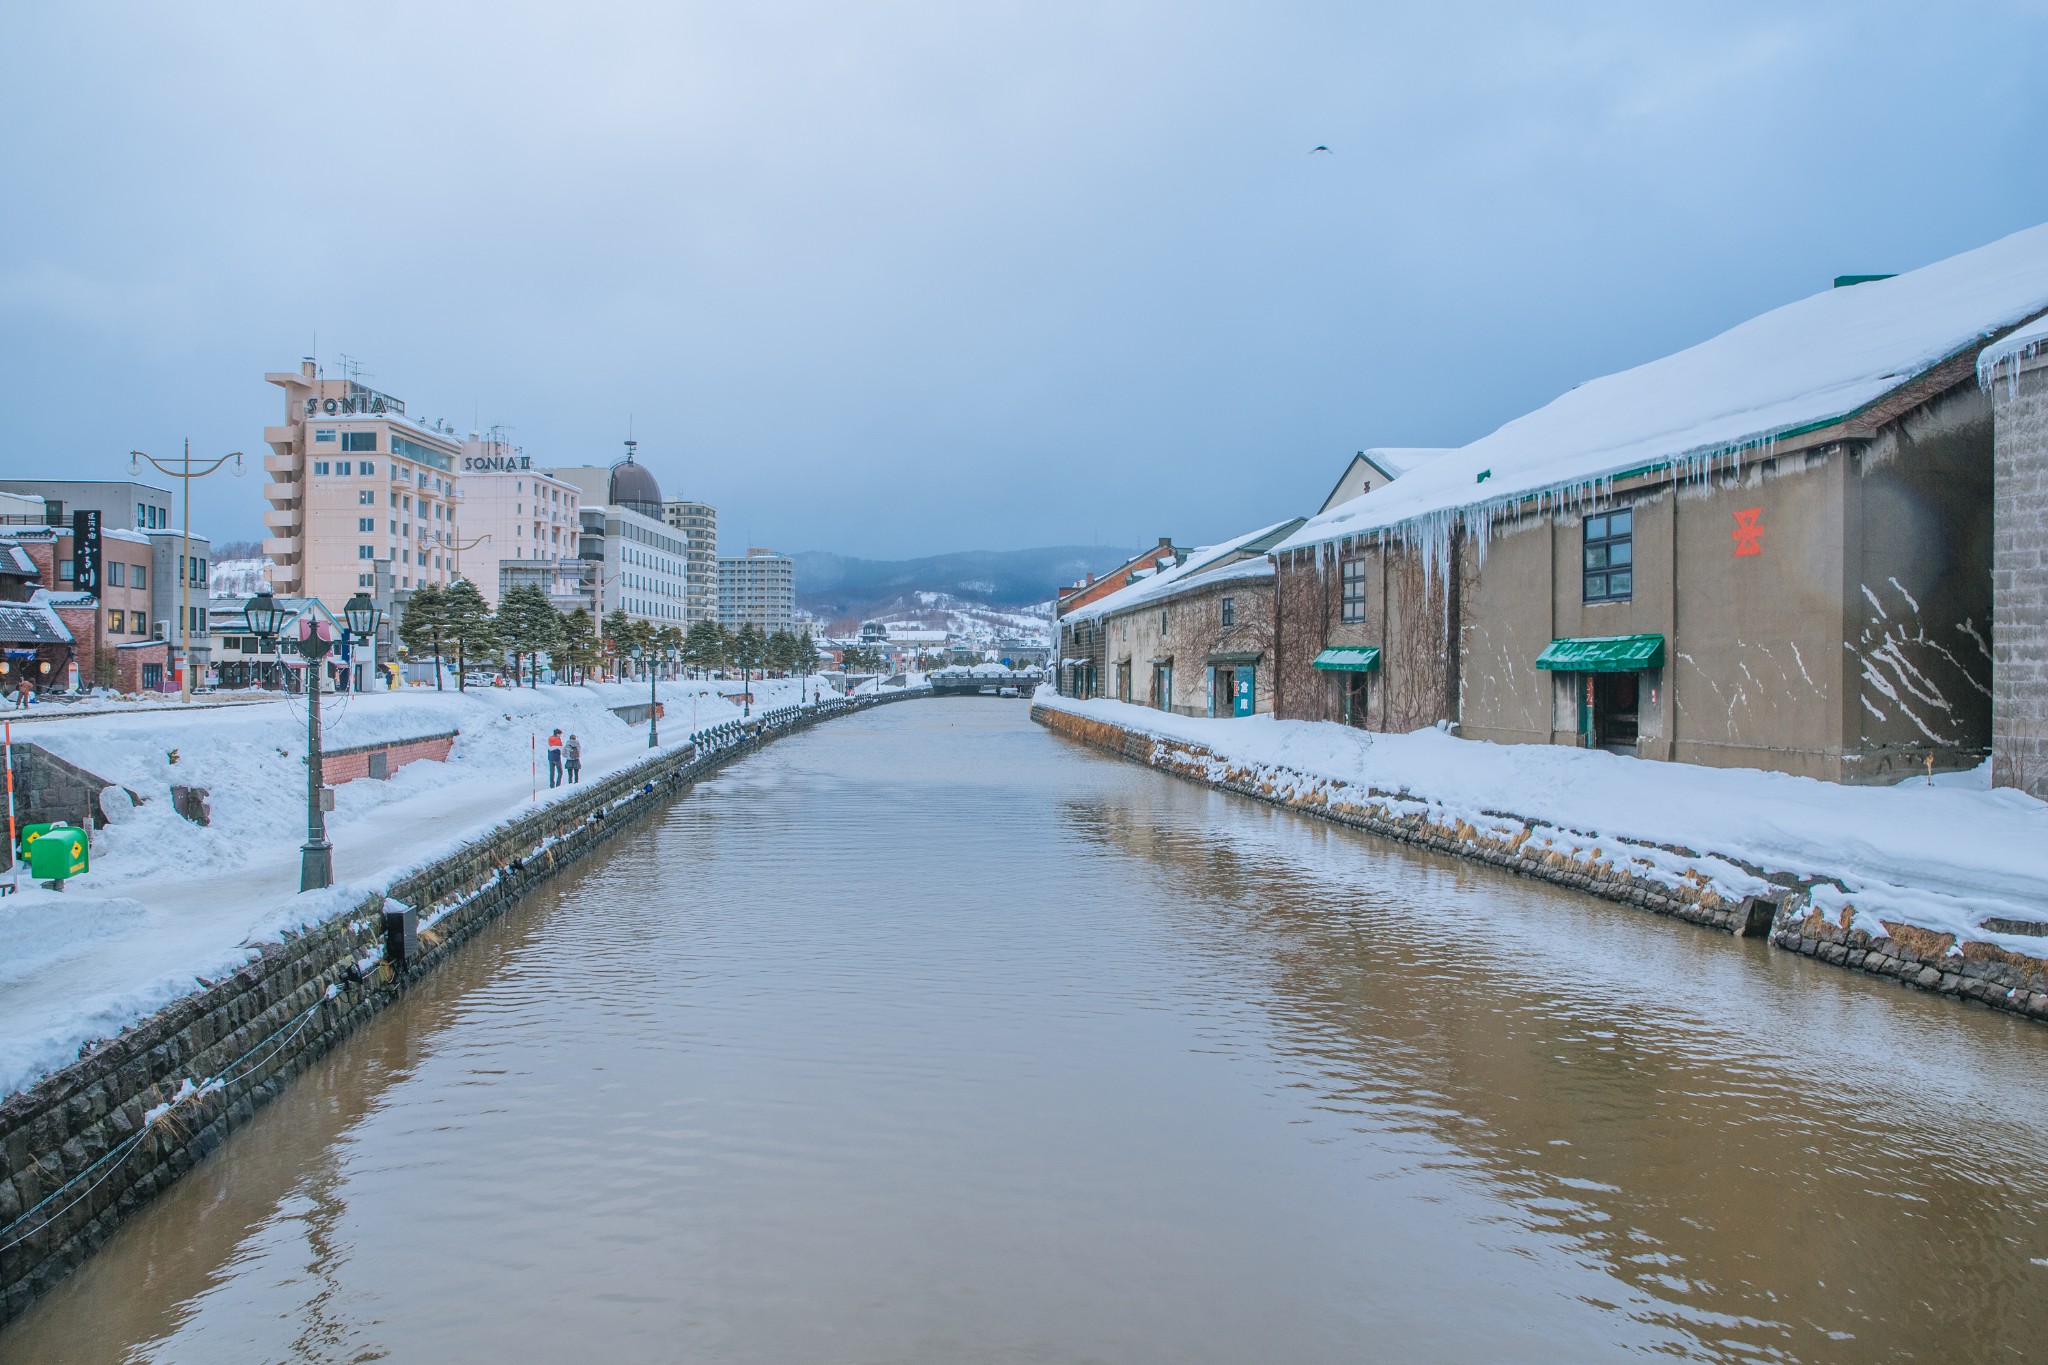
top-left (0, 743), bottom-right (135, 871)
top-left (0, 691), bottom-right (920, 1324)
top-left (1992, 355), bottom-right (2048, 796)
top-left (1034, 701), bottom-right (2048, 1026)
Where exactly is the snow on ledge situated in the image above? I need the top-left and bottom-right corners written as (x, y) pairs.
top-left (1032, 690), bottom-right (2048, 956)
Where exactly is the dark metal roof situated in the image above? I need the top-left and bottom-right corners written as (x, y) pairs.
top-left (609, 458), bottom-right (663, 518)
top-left (0, 601), bottom-right (72, 646)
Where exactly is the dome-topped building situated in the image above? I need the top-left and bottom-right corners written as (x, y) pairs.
top-left (609, 441), bottom-right (664, 519)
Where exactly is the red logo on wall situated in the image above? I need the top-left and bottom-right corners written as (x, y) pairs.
top-left (1732, 508), bottom-right (1763, 557)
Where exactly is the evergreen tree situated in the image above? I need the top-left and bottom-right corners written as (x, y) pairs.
top-left (498, 583), bottom-right (562, 687)
top-left (443, 578), bottom-right (498, 692)
top-left (684, 618), bottom-right (725, 678)
top-left (601, 608), bottom-right (634, 678)
top-left (397, 580), bottom-right (450, 690)
top-left (732, 622), bottom-right (766, 703)
top-left (656, 624), bottom-right (686, 678)
top-left (559, 607), bottom-right (598, 684)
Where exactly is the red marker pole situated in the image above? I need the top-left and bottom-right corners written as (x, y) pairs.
top-left (4, 721), bottom-right (17, 893)
top-left (531, 733), bottom-right (538, 804)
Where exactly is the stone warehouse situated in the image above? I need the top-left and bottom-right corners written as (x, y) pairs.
top-left (1270, 224), bottom-right (2048, 786)
top-left (1062, 519), bottom-right (1303, 718)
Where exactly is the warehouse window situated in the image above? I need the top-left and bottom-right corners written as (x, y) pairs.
top-left (1340, 559), bottom-right (1366, 623)
top-left (1221, 597), bottom-right (1236, 627)
top-left (1584, 510), bottom-right (1634, 603)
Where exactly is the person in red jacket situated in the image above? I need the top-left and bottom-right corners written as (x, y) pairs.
top-left (546, 729), bottom-right (564, 788)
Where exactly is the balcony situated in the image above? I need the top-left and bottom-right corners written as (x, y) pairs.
top-left (263, 426), bottom-right (297, 449)
top-left (261, 536), bottom-right (299, 561)
top-left (263, 452), bottom-right (297, 476)
top-left (262, 507), bottom-right (299, 534)
top-left (262, 481), bottom-right (299, 505)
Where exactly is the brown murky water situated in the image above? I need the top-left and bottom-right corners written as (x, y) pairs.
top-left (4, 700), bottom-right (2046, 1364)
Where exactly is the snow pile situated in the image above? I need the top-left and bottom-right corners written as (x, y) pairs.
top-left (1282, 220), bottom-right (2048, 559)
top-left (0, 675), bottom-right (826, 1097)
top-left (208, 558), bottom-right (273, 598)
top-left (1037, 692), bottom-right (2048, 956)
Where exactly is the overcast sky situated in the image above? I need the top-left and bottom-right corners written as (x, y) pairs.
top-left (3, 2), bottom-right (2045, 558)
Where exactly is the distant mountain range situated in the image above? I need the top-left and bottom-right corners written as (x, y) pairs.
top-left (792, 546), bottom-right (1138, 624)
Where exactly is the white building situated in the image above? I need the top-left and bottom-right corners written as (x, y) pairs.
top-left (718, 547), bottom-right (796, 633)
top-left (549, 448), bottom-right (690, 628)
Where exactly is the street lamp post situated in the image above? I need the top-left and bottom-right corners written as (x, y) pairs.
top-left (132, 442), bottom-right (242, 702)
top-left (245, 590), bottom-right (380, 892)
top-left (632, 643), bottom-right (659, 748)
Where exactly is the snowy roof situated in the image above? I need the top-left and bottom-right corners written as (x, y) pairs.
top-left (1362, 447), bottom-right (1452, 478)
top-left (0, 545), bottom-right (38, 578)
top-left (0, 595), bottom-right (73, 646)
top-left (1066, 519), bottom-right (1299, 623)
top-left (1978, 309), bottom-right (2048, 388)
top-left (1279, 220), bottom-right (2048, 555)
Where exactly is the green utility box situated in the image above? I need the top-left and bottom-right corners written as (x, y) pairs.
top-left (19, 823), bottom-right (89, 884)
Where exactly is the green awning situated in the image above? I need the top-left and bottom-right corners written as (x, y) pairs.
top-left (1534, 634), bottom-right (1664, 672)
top-left (1312, 645), bottom-right (1381, 672)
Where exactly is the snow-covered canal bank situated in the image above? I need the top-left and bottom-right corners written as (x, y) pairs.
top-left (0, 677), bottom-right (855, 1097)
top-left (1031, 692), bottom-right (2048, 976)
top-left (4, 699), bottom-right (2044, 1364)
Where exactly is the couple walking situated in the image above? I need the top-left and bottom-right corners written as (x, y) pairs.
top-left (546, 729), bottom-right (583, 787)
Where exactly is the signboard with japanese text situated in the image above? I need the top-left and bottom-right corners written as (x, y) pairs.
top-left (71, 509), bottom-right (101, 595)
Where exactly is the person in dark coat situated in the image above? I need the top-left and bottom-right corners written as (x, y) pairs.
top-left (564, 734), bottom-right (582, 783)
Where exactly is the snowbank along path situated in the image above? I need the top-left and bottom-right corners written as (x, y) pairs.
top-left (0, 677), bottom-right (842, 1098)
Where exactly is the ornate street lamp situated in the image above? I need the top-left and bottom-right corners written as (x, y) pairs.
top-left (343, 592), bottom-right (382, 689)
top-left (244, 589), bottom-right (288, 692)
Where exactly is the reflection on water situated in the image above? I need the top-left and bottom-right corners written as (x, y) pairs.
top-left (3, 701), bottom-right (2045, 1364)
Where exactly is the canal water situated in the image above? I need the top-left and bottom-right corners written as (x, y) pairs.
top-left (4, 700), bottom-right (2046, 1363)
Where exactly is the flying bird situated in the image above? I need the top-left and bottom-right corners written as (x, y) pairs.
top-left (1310, 145), bottom-right (1332, 154)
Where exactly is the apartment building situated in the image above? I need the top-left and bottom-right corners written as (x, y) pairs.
top-left (263, 360), bottom-right (466, 605)
top-left (457, 433), bottom-right (582, 606)
top-left (660, 499), bottom-right (719, 626)
top-left (717, 547), bottom-right (796, 633)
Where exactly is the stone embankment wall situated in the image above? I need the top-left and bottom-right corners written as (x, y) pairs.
top-left (0, 693), bottom-right (920, 1325)
top-left (1034, 703), bottom-right (2048, 1025)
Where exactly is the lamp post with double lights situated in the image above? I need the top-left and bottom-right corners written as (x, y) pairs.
top-left (244, 589), bottom-right (382, 892)
top-left (131, 442), bottom-right (242, 701)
